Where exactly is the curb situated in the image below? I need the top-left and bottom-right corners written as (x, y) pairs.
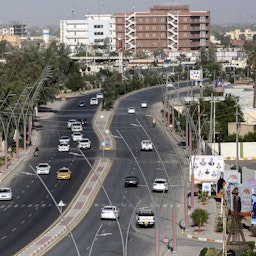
top-left (181, 232), bottom-right (223, 243)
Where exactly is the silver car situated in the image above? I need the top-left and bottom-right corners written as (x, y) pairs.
top-left (36, 163), bottom-right (51, 175)
top-left (0, 188), bottom-right (12, 200)
top-left (152, 178), bottom-right (168, 192)
top-left (59, 136), bottom-right (70, 144)
top-left (101, 205), bottom-right (120, 220)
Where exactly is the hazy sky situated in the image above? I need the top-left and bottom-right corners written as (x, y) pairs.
top-left (0, 0), bottom-right (255, 26)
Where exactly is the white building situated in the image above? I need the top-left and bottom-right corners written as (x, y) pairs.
top-left (60, 15), bottom-right (116, 53)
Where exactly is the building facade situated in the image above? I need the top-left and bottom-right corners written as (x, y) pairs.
top-left (60, 5), bottom-right (210, 54)
top-left (60, 15), bottom-right (116, 53)
top-left (114, 5), bottom-right (210, 53)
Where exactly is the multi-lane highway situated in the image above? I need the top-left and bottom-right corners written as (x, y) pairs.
top-left (45, 86), bottom-right (189, 256)
top-left (0, 93), bottom-right (100, 256)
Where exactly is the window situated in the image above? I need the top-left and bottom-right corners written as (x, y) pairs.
top-left (161, 18), bottom-right (165, 22)
top-left (139, 18), bottom-right (143, 22)
top-left (145, 18), bottom-right (149, 22)
top-left (183, 17), bottom-right (188, 22)
top-left (138, 26), bottom-right (142, 30)
top-left (94, 25), bottom-right (103, 28)
top-left (152, 26), bottom-right (156, 30)
top-left (152, 33), bottom-right (156, 38)
top-left (146, 26), bottom-right (149, 30)
top-left (153, 18), bottom-right (156, 22)
top-left (94, 32), bottom-right (103, 35)
top-left (183, 25), bottom-right (187, 30)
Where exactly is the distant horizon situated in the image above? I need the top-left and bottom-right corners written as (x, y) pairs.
top-left (1, 0), bottom-right (255, 27)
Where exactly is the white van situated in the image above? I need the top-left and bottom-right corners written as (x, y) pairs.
top-left (90, 98), bottom-right (98, 105)
top-left (71, 121), bottom-right (83, 132)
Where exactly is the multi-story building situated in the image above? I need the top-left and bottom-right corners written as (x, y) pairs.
top-left (226, 29), bottom-right (256, 41)
top-left (0, 21), bottom-right (27, 37)
top-left (114, 5), bottom-right (210, 53)
top-left (60, 15), bottom-right (116, 53)
top-left (60, 5), bottom-right (210, 54)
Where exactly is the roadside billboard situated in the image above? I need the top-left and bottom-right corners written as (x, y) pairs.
top-left (190, 155), bottom-right (224, 183)
top-left (189, 70), bottom-right (203, 81)
top-left (248, 180), bottom-right (256, 224)
top-left (226, 184), bottom-right (251, 217)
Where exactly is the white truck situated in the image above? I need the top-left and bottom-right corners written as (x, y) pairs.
top-left (141, 140), bottom-right (153, 151)
top-left (136, 208), bottom-right (155, 228)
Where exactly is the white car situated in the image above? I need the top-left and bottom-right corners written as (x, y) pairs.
top-left (166, 83), bottom-right (175, 88)
top-left (141, 140), bottom-right (153, 151)
top-left (90, 98), bottom-right (98, 105)
top-left (71, 121), bottom-right (83, 132)
top-left (0, 188), bottom-right (12, 200)
top-left (67, 119), bottom-right (77, 128)
top-left (96, 92), bottom-right (104, 99)
top-left (127, 107), bottom-right (135, 114)
top-left (101, 205), bottom-right (120, 220)
top-left (78, 138), bottom-right (91, 149)
top-left (72, 132), bottom-right (83, 141)
top-left (152, 178), bottom-right (168, 192)
top-left (59, 136), bottom-right (70, 144)
top-left (58, 143), bottom-right (70, 152)
top-left (141, 102), bottom-right (148, 108)
top-left (36, 163), bottom-right (51, 175)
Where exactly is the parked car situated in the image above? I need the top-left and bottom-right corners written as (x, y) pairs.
top-left (127, 107), bottom-right (135, 114)
top-left (36, 163), bottom-right (51, 175)
top-left (141, 140), bottom-right (153, 151)
top-left (0, 187), bottom-right (12, 200)
top-left (124, 176), bottom-right (139, 187)
top-left (57, 167), bottom-right (71, 180)
top-left (59, 136), bottom-right (70, 144)
top-left (152, 178), bottom-right (168, 192)
top-left (67, 119), bottom-right (77, 128)
top-left (72, 132), bottom-right (83, 141)
top-left (78, 138), bottom-right (91, 149)
top-left (58, 143), bottom-right (70, 152)
top-left (100, 205), bottom-right (120, 220)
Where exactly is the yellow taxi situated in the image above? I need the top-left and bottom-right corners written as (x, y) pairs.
top-left (56, 167), bottom-right (71, 180)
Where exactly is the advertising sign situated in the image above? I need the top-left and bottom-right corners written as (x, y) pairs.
top-left (190, 155), bottom-right (224, 183)
top-left (248, 180), bottom-right (256, 224)
top-left (189, 70), bottom-right (203, 81)
top-left (226, 184), bottom-right (251, 217)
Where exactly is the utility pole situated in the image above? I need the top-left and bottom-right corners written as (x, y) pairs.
top-left (236, 106), bottom-right (239, 174)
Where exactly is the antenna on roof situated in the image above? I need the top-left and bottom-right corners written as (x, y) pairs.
top-left (72, 6), bottom-right (75, 19)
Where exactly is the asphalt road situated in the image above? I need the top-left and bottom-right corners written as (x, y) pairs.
top-left (0, 93), bottom-right (100, 256)
top-left (46, 86), bottom-right (189, 256)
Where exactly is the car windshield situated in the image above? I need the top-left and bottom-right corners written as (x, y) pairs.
top-left (38, 164), bottom-right (48, 167)
top-left (0, 188), bottom-right (10, 193)
top-left (59, 169), bottom-right (68, 172)
top-left (155, 180), bottom-right (166, 184)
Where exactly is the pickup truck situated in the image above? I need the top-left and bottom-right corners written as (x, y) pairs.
top-left (136, 208), bottom-right (155, 228)
top-left (141, 140), bottom-right (153, 151)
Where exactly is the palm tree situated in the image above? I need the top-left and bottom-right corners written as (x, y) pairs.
top-left (247, 50), bottom-right (256, 107)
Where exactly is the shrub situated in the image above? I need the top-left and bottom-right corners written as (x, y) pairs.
top-left (191, 208), bottom-right (209, 231)
top-left (199, 247), bottom-right (208, 256)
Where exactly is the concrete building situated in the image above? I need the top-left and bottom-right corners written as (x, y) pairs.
top-left (114, 5), bottom-right (210, 53)
top-left (60, 15), bottom-right (116, 53)
top-left (60, 5), bottom-right (210, 54)
top-left (226, 29), bottom-right (256, 41)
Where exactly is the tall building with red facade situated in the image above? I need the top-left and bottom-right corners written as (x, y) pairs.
top-left (114, 5), bottom-right (210, 53)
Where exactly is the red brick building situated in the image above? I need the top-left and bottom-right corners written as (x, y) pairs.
top-left (114, 5), bottom-right (210, 53)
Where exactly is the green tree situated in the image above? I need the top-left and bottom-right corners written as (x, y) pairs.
top-left (191, 208), bottom-right (209, 231)
top-left (247, 50), bottom-right (256, 107)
